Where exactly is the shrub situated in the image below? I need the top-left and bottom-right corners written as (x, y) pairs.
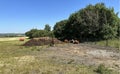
top-left (96, 64), bottom-right (112, 74)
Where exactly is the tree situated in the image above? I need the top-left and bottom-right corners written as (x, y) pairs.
top-left (44, 24), bottom-right (51, 31)
top-left (25, 25), bottom-right (53, 38)
top-left (53, 3), bottom-right (119, 42)
top-left (117, 18), bottom-right (120, 37)
top-left (117, 13), bottom-right (120, 37)
top-left (53, 20), bottom-right (67, 40)
top-left (32, 30), bottom-right (48, 37)
top-left (25, 29), bottom-right (38, 38)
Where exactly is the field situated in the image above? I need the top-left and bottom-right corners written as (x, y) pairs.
top-left (0, 37), bottom-right (120, 74)
top-left (0, 37), bottom-right (27, 41)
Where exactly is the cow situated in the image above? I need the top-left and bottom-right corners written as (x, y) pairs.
top-left (64, 39), bottom-right (69, 43)
top-left (73, 40), bottom-right (79, 44)
top-left (19, 38), bottom-right (24, 41)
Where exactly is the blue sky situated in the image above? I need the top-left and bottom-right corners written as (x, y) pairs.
top-left (0, 0), bottom-right (119, 33)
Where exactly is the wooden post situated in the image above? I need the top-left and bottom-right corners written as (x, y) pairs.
top-left (50, 32), bottom-right (55, 46)
top-left (106, 39), bottom-right (108, 46)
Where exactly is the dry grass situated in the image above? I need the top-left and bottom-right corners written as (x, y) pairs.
top-left (0, 37), bottom-right (28, 41)
top-left (0, 37), bottom-right (119, 74)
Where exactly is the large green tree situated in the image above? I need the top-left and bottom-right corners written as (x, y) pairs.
top-left (25, 29), bottom-right (38, 38)
top-left (25, 24), bottom-right (52, 38)
top-left (53, 20), bottom-right (67, 40)
top-left (44, 24), bottom-right (51, 31)
top-left (53, 3), bottom-right (119, 41)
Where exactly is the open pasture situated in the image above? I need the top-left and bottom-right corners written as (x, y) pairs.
top-left (0, 37), bottom-right (28, 41)
top-left (0, 37), bottom-right (119, 74)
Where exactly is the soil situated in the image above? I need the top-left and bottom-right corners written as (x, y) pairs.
top-left (45, 43), bottom-right (120, 72)
top-left (23, 38), bottom-right (120, 72)
top-left (23, 37), bottom-right (62, 46)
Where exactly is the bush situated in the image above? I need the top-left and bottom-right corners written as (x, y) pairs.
top-left (96, 64), bottom-right (112, 74)
top-left (25, 29), bottom-right (54, 38)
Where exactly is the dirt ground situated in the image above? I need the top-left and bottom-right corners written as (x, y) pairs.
top-left (45, 43), bottom-right (120, 72)
top-left (0, 41), bottom-right (119, 73)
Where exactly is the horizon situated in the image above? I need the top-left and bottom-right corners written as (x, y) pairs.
top-left (0, 0), bottom-right (120, 33)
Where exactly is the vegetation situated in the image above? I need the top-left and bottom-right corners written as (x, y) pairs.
top-left (95, 38), bottom-right (120, 48)
top-left (44, 24), bottom-right (51, 31)
top-left (53, 3), bottom-right (120, 42)
top-left (85, 38), bottom-right (120, 49)
top-left (0, 39), bottom-right (93, 74)
top-left (96, 64), bottom-right (113, 74)
top-left (24, 3), bottom-right (120, 48)
top-left (0, 33), bottom-right (25, 37)
top-left (25, 3), bottom-right (120, 47)
top-left (1, 2), bottom-right (120, 74)
top-left (0, 37), bottom-right (27, 41)
top-left (53, 20), bottom-right (67, 40)
top-left (25, 24), bottom-right (53, 38)
top-left (0, 38), bottom-right (119, 74)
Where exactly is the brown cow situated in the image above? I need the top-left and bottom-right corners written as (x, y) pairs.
top-left (64, 39), bottom-right (69, 43)
top-left (19, 38), bottom-right (24, 41)
top-left (73, 40), bottom-right (79, 44)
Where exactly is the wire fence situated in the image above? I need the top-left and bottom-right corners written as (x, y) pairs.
top-left (84, 38), bottom-right (120, 50)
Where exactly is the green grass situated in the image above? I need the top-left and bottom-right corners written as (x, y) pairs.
top-left (96, 64), bottom-right (114, 74)
top-left (95, 38), bottom-right (120, 49)
top-left (0, 37), bottom-right (119, 74)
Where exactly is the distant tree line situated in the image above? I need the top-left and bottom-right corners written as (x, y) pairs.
top-left (25, 24), bottom-right (53, 38)
top-left (0, 33), bottom-right (25, 37)
top-left (53, 3), bottom-right (120, 42)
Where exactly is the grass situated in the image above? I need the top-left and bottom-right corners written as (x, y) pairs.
top-left (0, 37), bottom-right (119, 74)
top-left (96, 64), bottom-right (115, 74)
top-left (96, 38), bottom-right (120, 49)
top-left (0, 37), bottom-right (28, 41)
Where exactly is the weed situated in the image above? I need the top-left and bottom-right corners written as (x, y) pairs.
top-left (96, 64), bottom-right (112, 74)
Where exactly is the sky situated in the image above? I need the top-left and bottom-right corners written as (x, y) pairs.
top-left (0, 0), bottom-right (120, 33)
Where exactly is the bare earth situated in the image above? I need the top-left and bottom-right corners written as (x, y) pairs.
top-left (0, 42), bottom-right (119, 73)
top-left (45, 43), bottom-right (120, 72)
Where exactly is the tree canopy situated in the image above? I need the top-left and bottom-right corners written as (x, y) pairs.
top-left (53, 3), bottom-right (120, 41)
top-left (25, 25), bottom-right (53, 38)
top-left (44, 24), bottom-right (51, 31)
